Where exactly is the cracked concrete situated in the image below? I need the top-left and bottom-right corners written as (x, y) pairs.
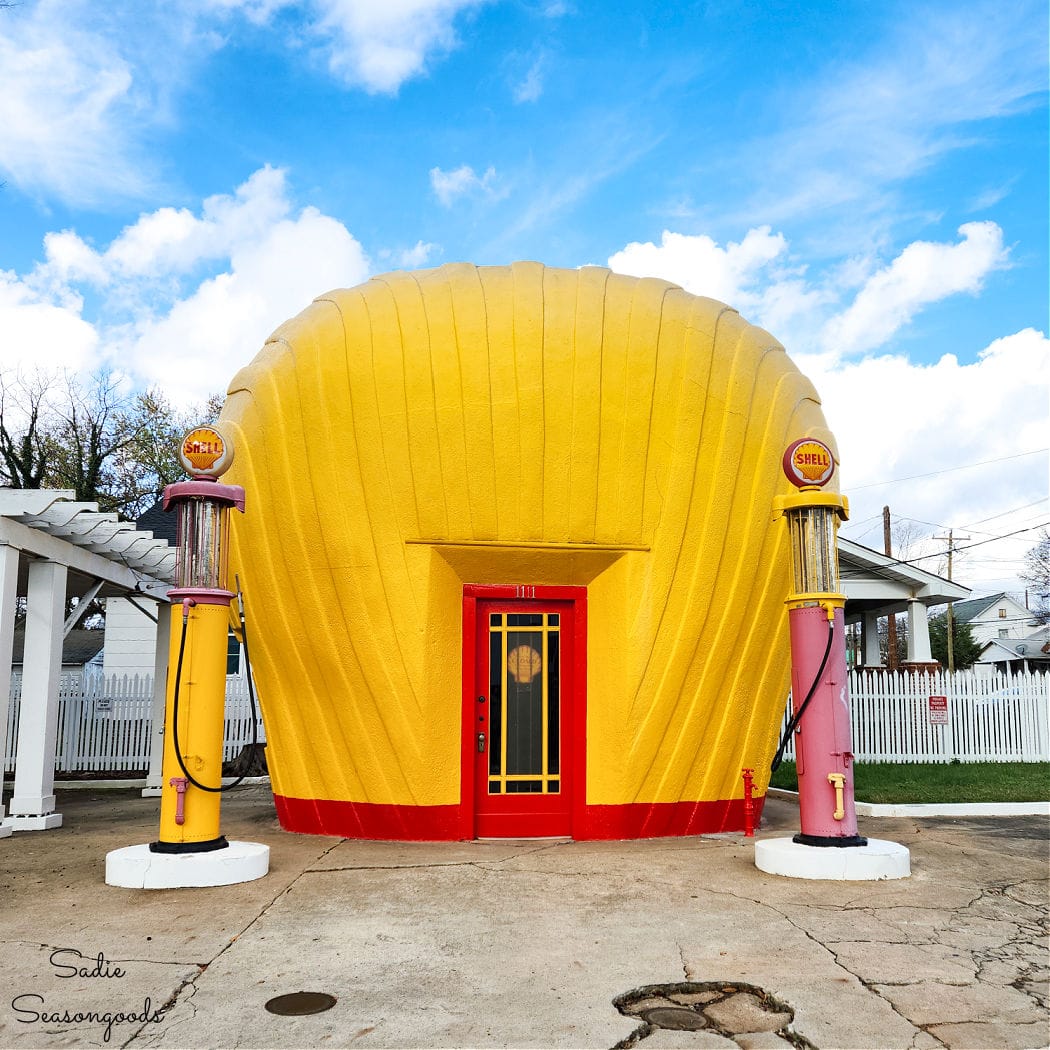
top-left (0, 787), bottom-right (1045, 1049)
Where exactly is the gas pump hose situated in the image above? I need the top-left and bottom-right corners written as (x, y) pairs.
top-left (770, 616), bottom-right (835, 774)
top-left (171, 582), bottom-right (260, 793)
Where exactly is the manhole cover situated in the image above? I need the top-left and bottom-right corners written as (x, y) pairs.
top-left (265, 991), bottom-right (337, 1016)
top-left (642, 1007), bottom-right (708, 1031)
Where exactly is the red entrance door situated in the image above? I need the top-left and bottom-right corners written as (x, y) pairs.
top-left (466, 589), bottom-right (582, 837)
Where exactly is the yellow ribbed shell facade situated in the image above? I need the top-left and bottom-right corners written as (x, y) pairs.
top-left (220, 262), bottom-right (837, 839)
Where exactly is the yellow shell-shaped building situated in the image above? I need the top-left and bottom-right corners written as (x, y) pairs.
top-left (220, 262), bottom-right (836, 839)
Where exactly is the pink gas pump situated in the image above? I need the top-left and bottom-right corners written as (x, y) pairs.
top-left (755, 439), bottom-right (910, 880)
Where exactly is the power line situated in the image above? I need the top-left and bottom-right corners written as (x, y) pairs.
top-left (961, 498), bottom-right (1049, 529)
top-left (849, 449), bottom-right (1048, 490)
top-left (898, 522), bottom-right (1049, 565)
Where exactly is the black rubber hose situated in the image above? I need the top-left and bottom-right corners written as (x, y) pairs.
top-left (770, 615), bottom-right (835, 774)
top-left (171, 593), bottom-right (259, 793)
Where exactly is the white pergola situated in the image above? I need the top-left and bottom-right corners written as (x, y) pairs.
top-left (0, 490), bottom-right (175, 835)
top-left (840, 537), bottom-right (971, 666)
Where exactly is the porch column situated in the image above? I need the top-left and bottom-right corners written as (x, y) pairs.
top-left (0, 544), bottom-right (19, 838)
top-left (6, 559), bottom-right (67, 831)
top-left (861, 612), bottom-right (882, 667)
top-left (906, 599), bottom-right (934, 664)
top-left (142, 601), bottom-right (171, 797)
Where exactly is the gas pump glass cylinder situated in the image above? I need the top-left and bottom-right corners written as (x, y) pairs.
top-left (176, 498), bottom-right (229, 591)
top-left (789, 506), bottom-right (839, 594)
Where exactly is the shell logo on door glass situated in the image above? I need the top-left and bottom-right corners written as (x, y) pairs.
top-left (507, 644), bottom-right (542, 684)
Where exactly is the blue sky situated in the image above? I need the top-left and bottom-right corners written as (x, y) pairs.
top-left (0, 0), bottom-right (1047, 595)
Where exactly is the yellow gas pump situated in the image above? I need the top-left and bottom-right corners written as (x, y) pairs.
top-left (105, 426), bottom-right (269, 888)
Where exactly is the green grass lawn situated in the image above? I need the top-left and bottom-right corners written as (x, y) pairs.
top-left (768, 760), bottom-right (1050, 804)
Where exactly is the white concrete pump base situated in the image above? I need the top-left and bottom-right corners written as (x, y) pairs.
top-left (755, 836), bottom-right (910, 881)
top-left (105, 841), bottom-right (270, 889)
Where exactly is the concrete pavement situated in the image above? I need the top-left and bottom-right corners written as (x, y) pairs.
top-left (0, 786), bottom-right (1046, 1049)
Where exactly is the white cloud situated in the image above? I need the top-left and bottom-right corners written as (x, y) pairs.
top-left (0, 0), bottom-right (490, 206)
top-left (123, 206), bottom-right (370, 403)
top-left (309, 0), bottom-right (490, 94)
top-left (396, 241), bottom-right (440, 267)
top-left (0, 4), bottom-right (150, 204)
top-left (5, 167), bottom-right (371, 405)
top-left (802, 328), bottom-right (1049, 590)
top-left (430, 164), bottom-right (500, 207)
top-left (0, 273), bottom-right (99, 374)
top-left (39, 166), bottom-right (292, 288)
top-left (204, 0), bottom-right (495, 92)
top-left (609, 227), bottom-right (786, 306)
top-left (201, 0), bottom-right (292, 24)
top-left (513, 53), bottom-right (546, 103)
top-left (608, 222), bottom-right (1011, 359)
top-left (822, 222), bottom-right (1008, 355)
top-left (608, 227), bottom-right (830, 346)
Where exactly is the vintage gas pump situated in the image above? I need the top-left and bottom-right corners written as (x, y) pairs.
top-left (754, 438), bottom-right (910, 880)
top-left (105, 425), bottom-right (269, 889)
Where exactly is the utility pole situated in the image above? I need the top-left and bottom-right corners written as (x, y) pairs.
top-left (934, 529), bottom-right (970, 672)
top-left (883, 506), bottom-right (898, 669)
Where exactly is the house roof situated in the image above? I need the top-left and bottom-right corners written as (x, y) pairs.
top-left (978, 633), bottom-right (1050, 664)
top-left (952, 593), bottom-right (1008, 624)
top-left (13, 628), bottom-right (105, 666)
top-left (136, 499), bottom-right (177, 544)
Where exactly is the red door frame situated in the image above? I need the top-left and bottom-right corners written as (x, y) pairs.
top-left (460, 584), bottom-right (587, 839)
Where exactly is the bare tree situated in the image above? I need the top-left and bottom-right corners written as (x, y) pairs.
top-left (1020, 528), bottom-right (1050, 625)
top-left (0, 368), bottom-right (223, 519)
top-left (0, 371), bottom-right (58, 488)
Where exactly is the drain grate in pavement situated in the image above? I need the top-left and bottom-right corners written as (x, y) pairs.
top-left (613, 981), bottom-right (814, 1049)
top-left (265, 991), bottom-right (338, 1016)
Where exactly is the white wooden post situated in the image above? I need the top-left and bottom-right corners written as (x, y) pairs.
top-left (6, 560), bottom-right (67, 830)
top-left (861, 612), bottom-right (882, 666)
top-left (906, 599), bottom-right (933, 663)
top-left (142, 601), bottom-right (171, 797)
top-left (0, 544), bottom-right (19, 838)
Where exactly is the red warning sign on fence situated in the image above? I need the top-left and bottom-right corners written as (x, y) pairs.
top-left (928, 695), bottom-right (949, 725)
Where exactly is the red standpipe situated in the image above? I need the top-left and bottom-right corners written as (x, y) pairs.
top-left (169, 777), bottom-right (188, 825)
top-left (788, 604), bottom-right (866, 846)
top-left (741, 768), bottom-right (755, 837)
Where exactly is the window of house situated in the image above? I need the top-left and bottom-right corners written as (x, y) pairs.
top-left (999, 628), bottom-right (1009, 638)
top-left (226, 630), bottom-right (241, 676)
top-left (998, 608), bottom-right (1007, 618)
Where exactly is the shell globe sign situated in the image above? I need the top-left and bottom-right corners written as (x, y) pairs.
top-left (782, 437), bottom-right (835, 488)
top-left (218, 262), bottom-right (840, 841)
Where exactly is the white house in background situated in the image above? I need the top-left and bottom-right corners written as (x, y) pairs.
top-left (103, 596), bottom-right (244, 678)
top-left (101, 597), bottom-right (162, 678)
top-left (951, 593), bottom-right (1038, 648)
top-left (975, 625), bottom-right (1050, 675)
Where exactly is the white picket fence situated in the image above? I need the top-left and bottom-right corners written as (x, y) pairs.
top-left (5, 669), bottom-right (1048, 773)
top-left (4, 672), bottom-right (263, 774)
top-left (780, 670), bottom-right (1049, 763)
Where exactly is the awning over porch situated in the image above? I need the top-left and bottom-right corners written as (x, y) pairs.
top-left (0, 490), bottom-right (175, 834)
top-left (839, 537), bottom-right (971, 668)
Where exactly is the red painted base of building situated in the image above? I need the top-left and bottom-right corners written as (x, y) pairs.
top-left (273, 794), bottom-right (767, 841)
